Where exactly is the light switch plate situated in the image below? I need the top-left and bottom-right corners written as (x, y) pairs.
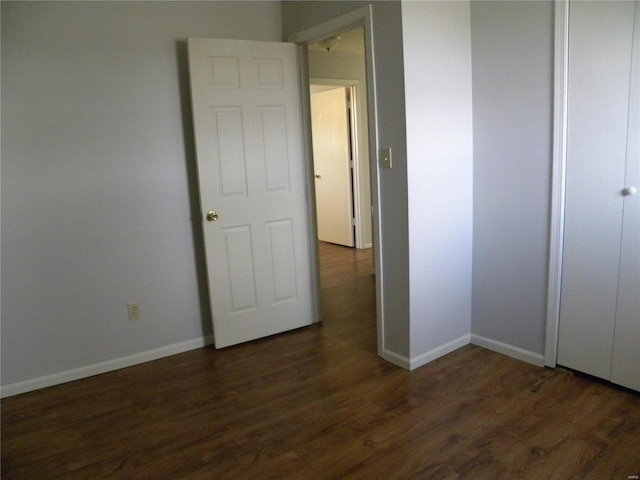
top-left (380, 147), bottom-right (392, 169)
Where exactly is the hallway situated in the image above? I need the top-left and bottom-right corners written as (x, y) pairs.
top-left (317, 241), bottom-right (376, 352)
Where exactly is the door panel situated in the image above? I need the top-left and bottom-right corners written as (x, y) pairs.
top-left (260, 107), bottom-right (290, 191)
top-left (224, 225), bottom-right (257, 312)
top-left (188, 38), bottom-right (314, 348)
top-left (558, 1), bottom-right (639, 386)
top-left (267, 220), bottom-right (297, 302)
top-left (213, 107), bottom-right (247, 196)
top-left (611, 2), bottom-right (640, 391)
top-left (311, 87), bottom-right (354, 247)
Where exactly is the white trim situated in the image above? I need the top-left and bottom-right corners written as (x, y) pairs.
top-left (288, 6), bottom-right (372, 46)
top-left (472, 334), bottom-right (545, 368)
top-left (362, 8), bottom-right (383, 359)
top-left (288, 6), bottom-right (385, 362)
top-left (410, 334), bottom-right (471, 370)
top-left (386, 334), bottom-right (545, 371)
top-left (379, 349), bottom-right (411, 370)
top-left (295, 44), bottom-right (323, 324)
top-left (545, 0), bottom-right (570, 368)
top-left (1, 336), bottom-right (213, 398)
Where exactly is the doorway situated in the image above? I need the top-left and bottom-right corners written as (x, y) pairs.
top-left (289, 5), bottom-right (386, 358)
top-left (309, 84), bottom-right (356, 248)
top-left (307, 33), bottom-right (372, 250)
top-left (307, 29), bottom-right (374, 322)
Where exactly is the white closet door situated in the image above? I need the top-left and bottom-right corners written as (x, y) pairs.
top-left (558, 1), bottom-right (638, 383)
top-left (611, 2), bottom-right (640, 391)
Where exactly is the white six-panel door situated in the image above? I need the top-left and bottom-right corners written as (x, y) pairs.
top-left (187, 38), bottom-right (314, 348)
top-left (558, 1), bottom-right (639, 391)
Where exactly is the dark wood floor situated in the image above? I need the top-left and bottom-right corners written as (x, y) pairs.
top-left (2, 242), bottom-right (639, 479)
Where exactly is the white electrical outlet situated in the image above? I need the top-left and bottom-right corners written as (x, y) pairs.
top-left (127, 303), bottom-right (141, 321)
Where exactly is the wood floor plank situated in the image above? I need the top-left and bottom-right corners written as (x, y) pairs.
top-left (2, 242), bottom-right (639, 479)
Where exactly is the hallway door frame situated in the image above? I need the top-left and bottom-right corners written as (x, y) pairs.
top-left (288, 5), bottom-right (385, 355)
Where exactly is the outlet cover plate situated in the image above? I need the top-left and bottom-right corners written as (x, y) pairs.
top-left (127, 303), bottom-right (141, 321)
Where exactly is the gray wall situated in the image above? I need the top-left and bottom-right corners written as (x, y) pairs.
top-left (2, 0), bottom-right (557, 392)
top-left (283, 1), bottom-right (411, 360)
top-left (1, 1), bottom-right (282, 388)
top-left (470, 1), bottom-right (554, 355)
top-left (285, 0), bottom-right (557, 364)
top-left (402, 1), bottom-right (474, 363)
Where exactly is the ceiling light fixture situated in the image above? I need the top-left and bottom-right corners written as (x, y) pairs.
top-left (318, 35), bottom-right (342, 52)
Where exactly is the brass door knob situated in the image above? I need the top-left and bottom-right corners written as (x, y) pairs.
top-left (206, 210), bottom-right (219, 222)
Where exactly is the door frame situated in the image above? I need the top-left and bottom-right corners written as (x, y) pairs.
top-left (310, 78), bottom-right (369, 249)
top-left (545, 0), bottom-right (569, 367)
top-left (288, 5), bottom-right (385, 352)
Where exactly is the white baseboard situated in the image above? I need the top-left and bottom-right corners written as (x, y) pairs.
top-left (380, 335), bottom-right (472, 371)
top-left (410, 334), bottom-right (471, 370)
top-left (2, 334), bottom-right (545, 398)
top-left (378, 348), bottom-right (411, 370)
top-left (1, 336), bottom-right (214, 398)
top-left (470, 334), bottom-right (545, 367)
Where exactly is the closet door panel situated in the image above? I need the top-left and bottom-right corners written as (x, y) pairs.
top-left (557, 1), bottom-right (636, 380)
top-left (611, 2), bottom-right (640, 391)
